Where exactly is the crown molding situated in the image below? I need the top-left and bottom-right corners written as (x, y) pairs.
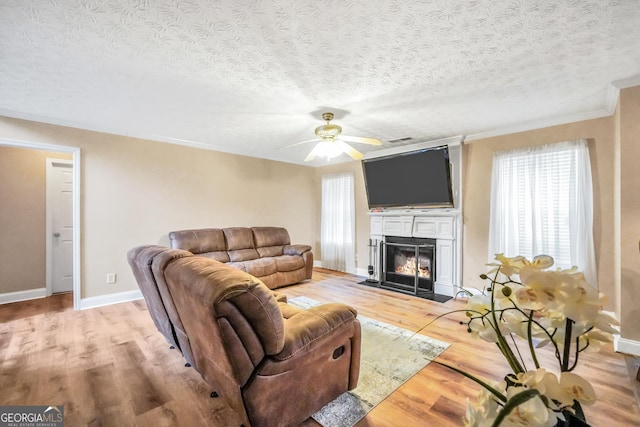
top-left (465, 77), bottom-right (640, 143)
top-left (465, 107), bottom-right (613, 142)
top-left (612, 74), bottom-right (640, 90)
top-left (4, 75), bottom-right (640, 165)
top-left (0, 108), bottom-right (230, 152)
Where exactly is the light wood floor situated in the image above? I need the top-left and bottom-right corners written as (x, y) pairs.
top-left (1, 269), bottom-right (639, 426)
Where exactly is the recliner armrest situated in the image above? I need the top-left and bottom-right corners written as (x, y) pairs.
top-left (283, 244), bottom-right (312, 256)
top-left (272, 291), bottom-right (287, 303)
top-left (274, 303), bottom-right (357, 360)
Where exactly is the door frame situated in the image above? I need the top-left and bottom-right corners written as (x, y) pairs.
top-left (46, 158), bottom-right (74, 296)
top-left (0, 138), bottom-right (81, 310)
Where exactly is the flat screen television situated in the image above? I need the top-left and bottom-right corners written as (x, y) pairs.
top-left (362, 146), bottom-right (454, 209)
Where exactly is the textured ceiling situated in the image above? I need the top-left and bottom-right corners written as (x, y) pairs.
top-left (1, 0), bottom-right (639, 166)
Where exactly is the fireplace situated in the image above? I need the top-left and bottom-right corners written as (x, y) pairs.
top-left (367, 212), bottom-right (459, 301)
top-left (379, 236), bottom-right (436, 297)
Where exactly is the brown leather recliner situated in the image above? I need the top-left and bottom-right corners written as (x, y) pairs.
top-left (128, 246), bottom-right (291, 366)
top-left (160, 254), bottom-right (361, 427)
top-left (126, 245), bottom-right (196, 365)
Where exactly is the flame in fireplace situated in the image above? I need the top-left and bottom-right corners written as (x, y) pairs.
top-left (395, 256), bottom-right (431, 279)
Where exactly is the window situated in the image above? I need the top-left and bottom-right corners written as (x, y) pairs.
top-left (488, 139), bottom-right (596, 285)
top-left (321, 173), bottom-right (355, 273)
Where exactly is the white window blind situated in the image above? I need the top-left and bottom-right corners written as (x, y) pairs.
top-left (488, 139), bottom-right (596, 286)
top-left (321, 173), bottom-right (355, 273)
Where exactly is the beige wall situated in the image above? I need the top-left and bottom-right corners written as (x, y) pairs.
top-left (0, 117), bottom-right (317, 298)
top-left (0, 146), bottom-right (72, 293)
top-left (462, 117), bottom-right (616, 302)
top-left (1, 87), bottom-right (638, 342)
top-left (618, 85), bottom-right (640, 341)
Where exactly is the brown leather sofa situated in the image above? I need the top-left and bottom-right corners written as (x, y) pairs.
top-left (128, 246), bottom-right (361, 427)
top-left (168, 226), bottom-right (313, 289)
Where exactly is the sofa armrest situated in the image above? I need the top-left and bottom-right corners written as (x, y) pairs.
top-left (283, 244), bottom-right (312, 256)
top-left (274, 303), bottom-right (357, 360)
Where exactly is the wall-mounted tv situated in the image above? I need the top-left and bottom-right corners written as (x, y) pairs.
top-left (362, 146), bottom-right (454, 209)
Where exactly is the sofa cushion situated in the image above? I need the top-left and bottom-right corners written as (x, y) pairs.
top-left (228, 248), bottom-right (260, 262)
top-left (275, 270), bottom-right (307, 287)
top-left (257, 245), bottom-right (284, 258)
top-left (274, 255), bottom-right (305, 272)
top-left (213, 271), bottom-right (286, 357)
top-left (169, 228), bottom-right (226, 253)
top-left (252, 227), bottom-right (291, 247)
top-left (199, 251), bottom-right (231, 263)
top-left (274, 303), bottom-right (357, 361)
top-left (224, 228), bottom-right (260, 261)
top-left (256, 273), bottom-right (279, 290)
top-left (224, 227), bottom-right (255, 250)
top-left (242, 258), bottom-right (278, 277)
top-left (279, 302), bottom-right (304, 319)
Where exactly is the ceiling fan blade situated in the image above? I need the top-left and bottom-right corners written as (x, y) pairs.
top-left (336, 140), bottom-right (364, 160)
top-left (278, 138), bottom-right (321, 150)
top-left (304, 144), bottom-right (320, 162)
top-left (340, 135), bottom-right (381, 145)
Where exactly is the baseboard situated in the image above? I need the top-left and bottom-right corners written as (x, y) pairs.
top-left (460, 286), bottom-right (484, 296)
top-left (355, 267), bottom-right (368, 278)
top-left (79, 289), bottom-right (143, 310)
top-left (0, 288), bottom-right (47, 305)
top-left (614, 335), bottom-right (640, 357)
top-left (314, 261), bottom-right (366, 277)
top-left (434, 282), bottom-right (455, 297)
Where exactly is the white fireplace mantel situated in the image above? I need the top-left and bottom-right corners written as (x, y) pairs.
top-left (368, 209), bottom-right (462, 297)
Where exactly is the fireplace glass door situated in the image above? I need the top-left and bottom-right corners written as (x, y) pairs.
top-left (380, 236), bottom-right (436, 296)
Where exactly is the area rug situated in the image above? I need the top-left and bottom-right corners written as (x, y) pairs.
top-left (288, 296), bottom-right (450, 427)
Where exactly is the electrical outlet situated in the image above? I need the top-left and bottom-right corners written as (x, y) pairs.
top-left (106, 273), bottom-right (117, 284)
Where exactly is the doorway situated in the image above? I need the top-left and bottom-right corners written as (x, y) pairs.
top-left (0, 139), bottom-right (81, 309)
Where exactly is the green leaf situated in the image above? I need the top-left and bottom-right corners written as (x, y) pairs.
top-left (491, 389), bottom-right (541, 427)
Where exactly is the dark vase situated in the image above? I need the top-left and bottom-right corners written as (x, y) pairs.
top-left (557, 413), bottom-right (590, 427)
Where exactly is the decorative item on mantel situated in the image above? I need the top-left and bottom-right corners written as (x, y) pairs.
top-left (431, 254), bottom-right (618, 427)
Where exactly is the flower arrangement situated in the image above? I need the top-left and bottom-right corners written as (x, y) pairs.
top-left (438, 254), bottom-right (619, 427)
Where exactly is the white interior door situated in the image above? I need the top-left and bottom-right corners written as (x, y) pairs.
top-left (47, 159), bottom-right (73, 294)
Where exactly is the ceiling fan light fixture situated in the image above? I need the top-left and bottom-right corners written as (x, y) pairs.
top-left (287, 111), bottom-right (381, 162)
top-left (313, 140), bottom-right (343, 161)
top-left (315, 123), bottom-right (342, 138)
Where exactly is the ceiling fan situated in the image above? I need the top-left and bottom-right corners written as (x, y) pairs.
top-left (281, 112), bottom-right (381, 161)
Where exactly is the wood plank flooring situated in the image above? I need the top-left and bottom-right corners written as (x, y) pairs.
top-left (1, 269), bottom-right (639, 426)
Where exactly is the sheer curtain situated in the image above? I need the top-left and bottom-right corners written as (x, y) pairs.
top-left (488, 139), bottom-right (597, 286)
top-left (321, 173), bottom-right (355, 273)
